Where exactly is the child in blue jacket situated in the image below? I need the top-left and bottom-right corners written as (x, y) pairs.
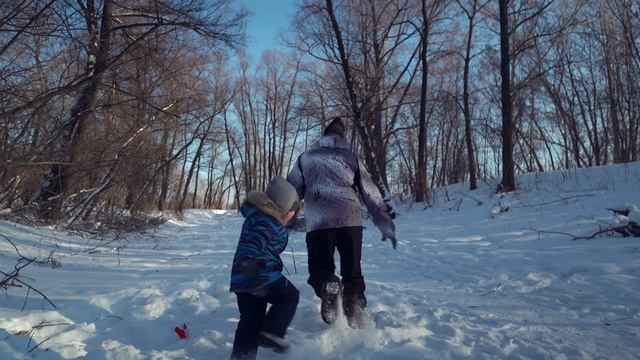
top-left (230, 176), bottom-right (300, 360)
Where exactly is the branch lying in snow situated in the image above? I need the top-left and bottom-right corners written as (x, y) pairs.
top-left (481, 281), bottom-right (504, 296)
top-left (533, 204), bottom-right (640, 240)
top-left (448, 193), bottom-right (484, 212)
top-left (28, 337), bottom-right (52, 353)
top-left (535, 224), bottom-right (640, 241)
top-left (518, 194), bottom-right (596, 208)
top-left (0, 233), bottom-right (58, 310)
top-left (16, 320), bottom-right (71, 353)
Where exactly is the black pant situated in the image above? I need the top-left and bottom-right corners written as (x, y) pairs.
top-left (231, 276), bottom-right (299, 360)
top-left (306, 226), bottom-right (366, 304)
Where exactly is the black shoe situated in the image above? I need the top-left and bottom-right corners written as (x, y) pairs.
top-left (258, 331), bottom-right (289, 353)
top-left (344, 295), bottom-right (367, 328)
top-left (320, 277), bottom-right (342, 324)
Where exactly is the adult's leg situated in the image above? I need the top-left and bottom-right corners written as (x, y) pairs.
top-left (262, 276), bottom-right (300, 338)
top-left (335, 227), bottom-right (366, 307)
top-left (231, 293), bottom-right (267, 360)
top-left (306, 229), bottom-right (337, 297)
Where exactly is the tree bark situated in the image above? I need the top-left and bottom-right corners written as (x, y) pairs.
top-left (415, 0), bottom-right (430, 202)
top-left (461, 0), bottom-right (479, 190)
top-left (224, 111), bottom-right (241, 209)
top-left (499, 0), bottom-right (515, 192)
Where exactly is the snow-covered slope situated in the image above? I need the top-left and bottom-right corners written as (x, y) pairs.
top-left (1, 162), bottom-right (639, 359)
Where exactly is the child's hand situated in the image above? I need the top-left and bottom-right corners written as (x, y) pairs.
top-left (239, 258), bottom-right (258, 277)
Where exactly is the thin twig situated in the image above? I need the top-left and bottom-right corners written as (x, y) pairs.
top-left (24, 321), bottom-right (69, 351)
top-left (27, 336), bottom-right (52, 353)
top-left (31, 322), bottom-right (70, 330)
top-left (0, 269), bottom-right (57, 309)
top-left (535, 226), bottom-right (629, 241)
top-left (518, 194), bottom-right (595, 208)
top-left (461, 193), bottom-right (483, 205)
top-left (448, 198), bottom-right (463, 211)
top-left (21, 287), bottom-right (30, 311)
top-left (1, 233), bottom-right (25, 258)
top-left (481, 281), bottom-right (503, 296)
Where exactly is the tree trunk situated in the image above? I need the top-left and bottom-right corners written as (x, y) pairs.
top-left (462, 0), bottom-right (478, 190)
top-left (498, 0), bottom-right (515, 192)
top-left (325, 0), bottom-right (390, 199)
top-left (192, 154), bottom-right (201, 208)
top-left (175, 131), bottom-right (189, 207)
top-left (224, 111), bottom-right (241, 209)
top-left (415, 0), bottom-right (430, 202)
top-left (158, 129), bottom-right (177, 211)
top-left (179, 119), bottom-right (213, 213)
top-left (32, 0), bottom-right (113, 218)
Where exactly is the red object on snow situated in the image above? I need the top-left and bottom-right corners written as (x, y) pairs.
top-left (174, 323), bottom-right (188, 339)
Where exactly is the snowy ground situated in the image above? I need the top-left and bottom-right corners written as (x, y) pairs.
top-left (1, 162), bottom-right (639, 359)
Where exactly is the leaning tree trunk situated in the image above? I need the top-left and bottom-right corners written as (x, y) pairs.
top-left (31, 0), bottom-right (113, 219)
top-left (158, 129), bottom-right (177, 211)
top-left (325, 0), bottom-right (390, 199)
top-left (178, 118), bottom-right (213, 214)
top-left (224, 111), bottom-right (241, 209)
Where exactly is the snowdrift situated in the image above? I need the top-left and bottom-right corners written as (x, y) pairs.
top-left (1, 162), bottom-right (639, 359)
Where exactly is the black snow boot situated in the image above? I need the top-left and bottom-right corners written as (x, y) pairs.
top-left (344, 294), bottom-right (367, 329)
top-left (258, 331), bottom-right (290, 353)
top-left (320, 275), bottom-right (342, 324)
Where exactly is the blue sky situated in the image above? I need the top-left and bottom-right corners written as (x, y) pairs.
top-left (239, 0), bottom-right (298, 61)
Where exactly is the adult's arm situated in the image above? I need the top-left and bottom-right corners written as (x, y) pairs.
top-left (355, 159), bottom-right (395, 239)
top-left (286, 156), bottom-right (305, 200)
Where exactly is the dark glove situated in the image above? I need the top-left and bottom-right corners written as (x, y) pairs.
top-left (239, 258), bottom-right (258, 277)
top-left (385, 203), bottom-right (397, 220)
top-left (382, 235), bottom-right (397, 250)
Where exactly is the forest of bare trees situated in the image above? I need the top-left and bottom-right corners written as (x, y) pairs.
top-left (1, 0), bottom-right (638, 227)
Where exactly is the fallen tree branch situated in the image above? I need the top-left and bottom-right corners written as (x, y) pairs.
top-left (481, 281), bottom-right (504, 296)
top-left (27, 336), bottom-right (52, 353)
top-left (1, 233), bottom-right (57, 309)
top-left (519, 194), bottom-right (595, 208)
top-left (24, 320), bottom-right (69, 353)
top-left (535, 224), bottom-right (639, 241)
top-left (0, 268), bottom-right (57, 309)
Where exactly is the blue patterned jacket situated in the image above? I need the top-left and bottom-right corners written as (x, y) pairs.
top-left (230, 192), bottom-right (289, 295)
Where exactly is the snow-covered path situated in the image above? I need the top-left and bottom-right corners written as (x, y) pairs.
top-left (1, 163), bottom-right (639, 359)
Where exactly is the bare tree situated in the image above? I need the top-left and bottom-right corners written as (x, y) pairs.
top-left (415, 0), bottom-right (448, 201)
top-left (456, 0), bottom-right (489, 190)
top-left (17, 0), bottom-right (247, 219)
top-left (498, 0), bottom-right (516, 192)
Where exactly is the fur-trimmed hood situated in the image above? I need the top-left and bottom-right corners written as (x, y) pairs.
top-left (242, 191), bottom-right (288, 225)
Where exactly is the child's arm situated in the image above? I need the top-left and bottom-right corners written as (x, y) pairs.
top-left (238, 218), bottom-right (272, 277)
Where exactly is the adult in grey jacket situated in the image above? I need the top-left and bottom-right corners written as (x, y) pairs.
top-left (287, 117), bottom-right (396, 326)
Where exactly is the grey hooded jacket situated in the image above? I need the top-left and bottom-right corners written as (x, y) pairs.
top-left (287, 134), bottom-right (395, 238)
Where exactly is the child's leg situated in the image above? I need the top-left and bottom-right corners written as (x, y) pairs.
top-left (231, 293), bottom-right (267, 360)
top-left (262, 277), bottom-right (299, 338)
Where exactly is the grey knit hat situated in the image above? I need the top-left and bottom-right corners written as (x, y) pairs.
top-left (324, 117), bottom-right (346, 138)
top-left (265, 176), bottom-right (299, 212)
